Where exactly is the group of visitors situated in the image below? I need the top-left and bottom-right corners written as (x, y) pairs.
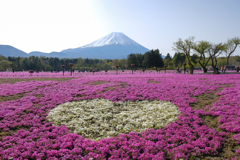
top-left (219, 66), bottom-right (227, 73)
top-left (175, 67), bottom-right (188, 73)
top-left (216, 66), bottom-right (240, 73)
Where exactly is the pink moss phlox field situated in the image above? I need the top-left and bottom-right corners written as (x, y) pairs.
top-left (0, 73), bottom-right (240, 159)
top-left (0, 81), bottom-right (58, 96)
top-left (0, 70), bottom-right (177, 79)
top-left (0, 70), bottom-right (235, 79)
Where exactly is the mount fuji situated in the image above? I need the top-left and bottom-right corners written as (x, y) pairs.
top-left (29, 32), bottom-right (151, 59)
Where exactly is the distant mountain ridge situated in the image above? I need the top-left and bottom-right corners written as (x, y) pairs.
top-left (0, 45), bottom-right (29, 57)
top-left (28, 51), bottom-right (68, 58)
top-left (0, 32), bottom-right (165, 59)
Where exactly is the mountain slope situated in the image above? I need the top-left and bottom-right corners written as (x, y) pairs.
top-left (0, 45), bottom-right (29, 57)
top-left (28, 51), bottom-right (49, 57)
top-left (59, 32), bottom-right (150, 59)
top-left (65, 44), bottom-right (149, 59)
top-left (28, 51), bottom-right (70, 58)
top-left (0, 32), bottom-right (166, 59)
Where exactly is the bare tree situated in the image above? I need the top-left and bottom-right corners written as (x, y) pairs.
top-left (208, 43), bottom-right (226, 74)
top-left (173, 37), bottom-right (195, 74)
top-left (223, 37), bottom-right (240, 73)
top-left (192, 41), bottom-right (211, 73)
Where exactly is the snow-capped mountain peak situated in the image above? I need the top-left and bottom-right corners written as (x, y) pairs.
top-left (81, 32), bottom-right (140, 48)
top-left (59, 32), bottom-right (151, 59)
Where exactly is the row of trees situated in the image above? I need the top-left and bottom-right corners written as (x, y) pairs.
top-left (0, 37), bottom-right (239, 73)
top-left (173, 37), bottom-right (240, 74)
top-left (0, 49), bottom-right (164, 71)
top-left (127, 49), bottom-right (164, 69)
top-left (0, 55), bottom-right (130, 71)
top-left (2, 53), bottom-right (240, 72)
top-left (0, 56), bottom-right (79, 71)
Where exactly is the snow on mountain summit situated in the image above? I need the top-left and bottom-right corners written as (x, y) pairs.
top-left (81, 32), bottom-right (140, 48)
top-left (59, 32), bottom-right (151, 59)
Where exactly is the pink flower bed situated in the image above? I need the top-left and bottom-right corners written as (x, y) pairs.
top-left (0, 81), bottom-right (58, 96)
top-left (0, 70), bottom-right (178, 79)
top-left (0, 73), bottom-right (240, 159)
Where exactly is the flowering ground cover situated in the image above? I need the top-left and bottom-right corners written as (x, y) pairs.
top-left (47, 99), bottom-right (180, 141)
top-left (0, 70), bottom-right (176, 78)
top-left (0, 73), bottom-right (240, 159)
top-left (0, 77), bottom-right (75, 84)
top-left (0, 69), bottom-right (237, 79)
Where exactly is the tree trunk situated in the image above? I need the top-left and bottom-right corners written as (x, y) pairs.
top-left (212, 67), bottom-right (216, 74)
top-left (203, 68), bottom-right (208, 73)
top-left (189, 64), bottom-right (194, 74)
top-left (190, 69), bottom-right (193, 74)
top-left (211, 59), bottom-right (215, 74)
top-left (187, 56), bottom-right (194, 74)
top-left (198, 62), bottom-right (208, 73)
top-left (223, 57), bottom-right (230, 74)
top-left (212, 57), bottom-right (218, 74)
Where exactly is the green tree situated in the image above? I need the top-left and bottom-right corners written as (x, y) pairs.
top-left (127, 53), bottom-right (138, 68)
top-left (76, 58), bottom-right (84, 70)
top-left (191, 54), bottom-right (199, 65)
top-left (172, 53), bottom-right (186, 67)
top-left (117, 59), bottom-right (128, 69)
top-left (36, 62), bottom-right (43, 71)
top-left (112, 59), bottom-right (119, 69)
top-left (217, 57), bottom-right (227, 67)
top-left (192, 41), bottom-right (211, 73)
top-left (164, 58), bottom-right (174, 68)
top-left (142, 49), bottom-right (164, 69)
top-left (223, 37), bottom-right (240, 73)
top-left (136, 53), bottom-right (144, 68)
top-left (45, 65), bottom-right (53, 71)
top-left (208, 43), bottom-right (226, 74)
top-left (235, 55), bottom-right (240, 63)
top-left (0, 55), bottom-right (4, 61)
top-left (0, 60), bottom-right (12, 70)
top-left (173, 37), bottom-right (195, 74)
top-left (165, 53), bottom-right (172, 60)
top-left (20, 59), bottom-right (29, 70)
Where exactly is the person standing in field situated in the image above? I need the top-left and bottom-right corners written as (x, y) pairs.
top-left (216, 66), bottom-right (219, 73)
top-left (221, 66), bottom-right (223, 72)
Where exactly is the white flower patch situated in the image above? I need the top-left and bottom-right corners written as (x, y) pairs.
top-left (47, 99), bottom-right (180, 140)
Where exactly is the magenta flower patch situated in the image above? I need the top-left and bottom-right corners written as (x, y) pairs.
top-left (0, 73), bottom-right (239, 159)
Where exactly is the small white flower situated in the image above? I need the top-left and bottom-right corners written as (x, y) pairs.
top-left (47, 99), bottom-right (180, 140)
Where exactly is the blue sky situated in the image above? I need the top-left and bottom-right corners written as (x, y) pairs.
top-left (0, 0), bottom-right (239, 57)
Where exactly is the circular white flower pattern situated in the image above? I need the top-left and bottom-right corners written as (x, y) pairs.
top-left (47, 99), bottom-right (180, 140)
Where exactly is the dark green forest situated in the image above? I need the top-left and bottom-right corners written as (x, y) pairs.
top-left (1, 50), bottom-right (240, 73)
top-left (0, 49), bottom-right (164, 71)
top-left (1, 36), bottom-right (240, 74)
